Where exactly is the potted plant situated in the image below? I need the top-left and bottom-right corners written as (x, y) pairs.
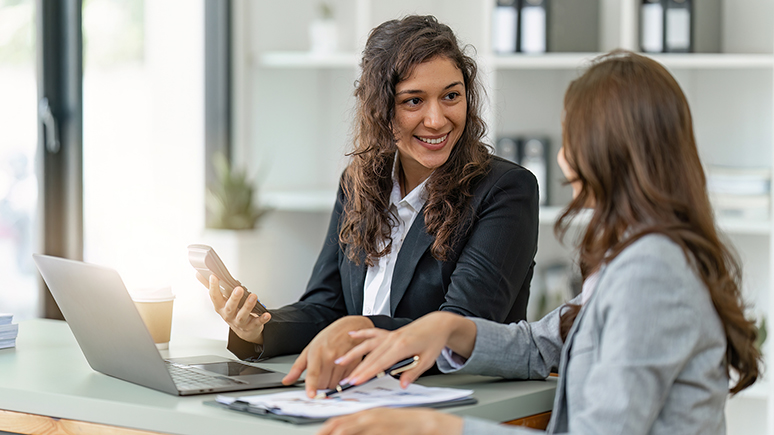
top-left (309, 2), bottom-right (338, 54)
top-left (206, 152), bottom-right (267, 230)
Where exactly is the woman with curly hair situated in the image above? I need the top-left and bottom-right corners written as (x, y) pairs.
top-left (321, 51), bottom-right (762, 434)
top-left (203, 15), bottom-right (539, 397)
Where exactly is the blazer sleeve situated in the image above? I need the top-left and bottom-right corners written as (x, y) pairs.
top-left (370, 163), bottom-right (539, 330)
top-left (436, 298), bottom-right (571, 379)
top-left (228, 184), bottom-right (349, 360)
top-left (429, 307), bottom-right (566, 435)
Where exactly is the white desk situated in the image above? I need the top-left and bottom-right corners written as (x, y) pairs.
top-left (0, 319), bottom-right (556, 435)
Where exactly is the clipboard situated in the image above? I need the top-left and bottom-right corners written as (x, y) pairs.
top-left (203, 396), bottom-right (479, 425)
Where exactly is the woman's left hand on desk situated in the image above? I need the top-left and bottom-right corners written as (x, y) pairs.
top-left (317, 408), bottom-right (463, 435)
top-left (282, 315), bottom-right (375, 398)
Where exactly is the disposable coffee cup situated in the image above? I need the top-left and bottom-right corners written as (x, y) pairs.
top-left (130, 286), bottom-right (175, 350)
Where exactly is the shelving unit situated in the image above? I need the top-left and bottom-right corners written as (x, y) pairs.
top-left (233, 1), bottom-right (773, 433)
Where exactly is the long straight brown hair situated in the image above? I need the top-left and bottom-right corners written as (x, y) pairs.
top-left (339, 15), bottom-right (491, 266)
top-left (555, 50), bottom-right (760, 394)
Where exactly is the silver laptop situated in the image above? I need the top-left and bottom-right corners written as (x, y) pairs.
top-left (33, 254), bottom-right (287, 396)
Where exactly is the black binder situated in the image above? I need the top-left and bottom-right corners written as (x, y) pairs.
top-left (496, 136), bottom-right (549, 205)
top-left (519, 137), bottom-right (549, 206)
top-left (640, 0), bottom-right (664, 52)
top-left (664, 0), bottom-right (692, 52)
top-left (493, 0), bottom-right (520, 54)
top-left (496, 137), bottom-right (519, 163)
top-left (640, 0), bottom-right (693, 53)
top-left (519, 0), bottom-right (548, 53)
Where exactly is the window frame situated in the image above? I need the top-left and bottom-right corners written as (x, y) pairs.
top-left (36, 0), bottom-right (83, 320)
top-left (204, 0), bottom-right (233, 226)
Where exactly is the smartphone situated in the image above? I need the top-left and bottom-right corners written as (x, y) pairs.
top-left (188, 244), bottom-right (269, 316)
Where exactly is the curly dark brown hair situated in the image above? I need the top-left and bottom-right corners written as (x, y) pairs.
top-left (555, 50), bottom-right (761, 395)
top-left (340, 15), bottom-right (492, 266)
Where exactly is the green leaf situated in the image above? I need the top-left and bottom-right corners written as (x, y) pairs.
top-left (205, 152), bottom-right (269, 230)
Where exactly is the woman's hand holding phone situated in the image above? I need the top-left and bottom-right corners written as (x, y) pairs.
top-left (198, 272), bottom-right (271, 344)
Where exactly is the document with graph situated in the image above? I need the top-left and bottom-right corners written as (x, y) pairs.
top-left (213, 375), bottom-right (476, 422)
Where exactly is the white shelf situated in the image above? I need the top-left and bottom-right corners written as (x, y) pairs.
top-left (258, 52), bottom-right (774, 71)
top-left (716, 217), bottom-right (772, 235)
top-left (735, 379), bottom-right (770, 400)
top-left (257, 51), bottom-right (359, 69)
top-left (648, 53), bottom-right (774, 70)
top-left (259, 198), bottom-right (773, 233)
top-left (491, 53), bottom-right (600, 69)
top-left (538, 206), bottom-right (588, 226)
top-left (539, 206), bottom-right (771, 235)
top-left (491, 53), bottom-right (774, 70)
top-left (261, 189), bottom-right (338, 213)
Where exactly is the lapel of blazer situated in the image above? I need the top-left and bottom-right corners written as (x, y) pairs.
top-left (348, 252), bottom-right (367, 314)
top-left (549, 266), bottom-right (606, 433)
top-left (389, 207), bottom-right (433, 315)
top-left (551, 305), bottom-right (586, 433)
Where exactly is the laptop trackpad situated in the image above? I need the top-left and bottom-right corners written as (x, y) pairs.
top-left (190, 361), bottom-right (274, 377)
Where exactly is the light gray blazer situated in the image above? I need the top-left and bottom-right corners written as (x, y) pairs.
top-left (438, 234), bottom-right (729, 434)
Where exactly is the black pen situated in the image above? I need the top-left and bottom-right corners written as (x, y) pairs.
top-left (314, 356), bottom-right (420, 399)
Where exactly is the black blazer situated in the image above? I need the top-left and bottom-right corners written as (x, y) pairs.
top-left (229, 157), bottom-right (539, 360)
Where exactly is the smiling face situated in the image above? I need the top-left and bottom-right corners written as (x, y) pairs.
top-left (393, 56), bottom-right (467, 191)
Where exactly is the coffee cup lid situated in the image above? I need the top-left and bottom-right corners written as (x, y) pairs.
top-left (129, 286), bottom-right (175, 302)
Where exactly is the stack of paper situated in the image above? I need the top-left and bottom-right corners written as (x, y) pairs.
top-left (707, 166), bottom-right (771, 221)
top-left (0, 313), bottom-right (19, 349)
top-left (216, 375), bottom-right (474, 421)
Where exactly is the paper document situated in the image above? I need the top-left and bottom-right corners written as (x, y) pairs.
top-left (216, 376), bottom-right (473, 419)
top-left (0, 313), bottom-right (17, 350)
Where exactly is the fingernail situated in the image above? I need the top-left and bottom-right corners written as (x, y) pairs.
top-left (334, 357), bottom-right (343, 364)
top-left (348, 330), bottom-right (357, 335)
top-left (339, 377), bottom-right (350, 385)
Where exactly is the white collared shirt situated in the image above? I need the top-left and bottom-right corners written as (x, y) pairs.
top-left (362, 154), bottom-right (429, 316)
top-left (581, 269), bottom-right (600, 304)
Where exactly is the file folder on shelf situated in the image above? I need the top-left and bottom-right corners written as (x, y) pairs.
top-left (496, 136), bottom-right (550, 205)
top-left (665, 0), bottom-right (692, 52)
top-left (493, 0), bottom-right (519, 53)
top-left (520, 0), bottom-right (548, 53)
top-left (640, 0), bottom-right (693, 53)
top-left (640, 0), bottom-right (664, 52)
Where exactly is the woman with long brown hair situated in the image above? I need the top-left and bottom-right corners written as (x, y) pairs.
top-left (319, 50), bottom-right (761, 435)
top-left (203, 15), bottom-right (539, 397)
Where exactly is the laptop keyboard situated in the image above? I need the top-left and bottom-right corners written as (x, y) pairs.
top-left (165, 361), bottom-right (247, 391)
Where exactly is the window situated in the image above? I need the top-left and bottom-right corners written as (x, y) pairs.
top-left (0, 0), bottom-right (38, 320)
top-left (82, 0), bottom-right (209, 334)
